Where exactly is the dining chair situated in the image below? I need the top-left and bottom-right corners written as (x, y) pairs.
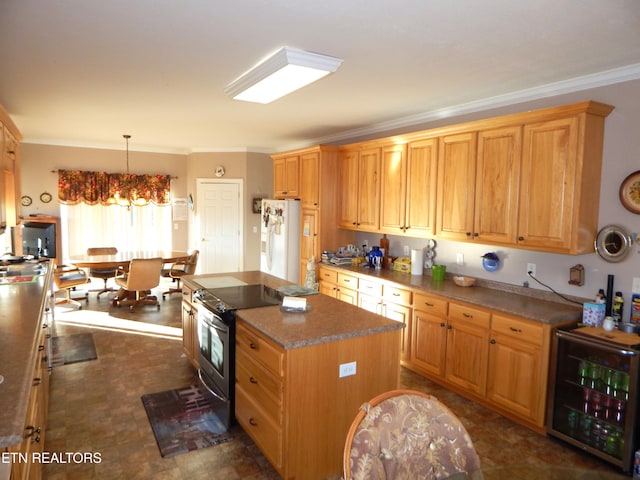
top-left (53, 265), bottom-right (90, 309)
top-left (343, 389), bottom-right (483, 480)
top-left (86, 247), bottom-right (118, 299)
top-left (161, 250), bottom-right (199, 299)
top-left (113, 257), bottom-right (163, 312)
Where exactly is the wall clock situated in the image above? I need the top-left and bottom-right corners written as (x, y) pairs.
top-left (21, 195), bottom-right (32, 206)
top-left (40, 192), bottom-right (52, 203)
top-left (594, 224), bottom-right (632, 263)
top-left (215, 166), bottom-right (225, 177)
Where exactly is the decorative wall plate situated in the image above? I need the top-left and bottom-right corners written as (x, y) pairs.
top-left (595, 224), bottom-right (632, 263)
top-left (215, 166), bottom-right (225, 177)
top-left (40, 192), bottom-right (52, 203)
top-left (619, 170), bottom-right (640, 214)
top-left (21, 195), bottom-right (32, 206)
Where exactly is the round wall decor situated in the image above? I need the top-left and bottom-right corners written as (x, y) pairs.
top-left (40, 192), bottom-right (52, 203)
top-left (619, 170), bottom-right (640, 214)
top-left (215, 166), bottom-right (226, 177)
top-left (21, 195), bottom-right (32, 206)
top-left (594, 224), bottom-right (633, 263)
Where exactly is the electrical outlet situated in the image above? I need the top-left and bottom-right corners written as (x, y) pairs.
top-left (456, 253), bottom-right (464, 265)
top-left (363, 239), bottom-right (368, 247)
top-left (403, 245), bottom-right (410, 256)
top-left (339, 361), bottom-right (357, 378)
top-left (527, 263), bottom-right (536, 277)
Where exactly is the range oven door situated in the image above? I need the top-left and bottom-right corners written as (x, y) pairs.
top-left (196, 306), bottom-right (235, 427)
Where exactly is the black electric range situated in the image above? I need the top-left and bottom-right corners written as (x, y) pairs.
top-left (193, 284), bottom-right (282, 321)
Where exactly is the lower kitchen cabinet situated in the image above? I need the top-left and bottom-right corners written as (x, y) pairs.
top-left (412, 292), bottom-right (448, 377)
top-left (318, 266), bottom-right (358, 304)
top-left (180, 284), bottom-right (198, 368)
top-left (235, 319), bottom-right (400, 479)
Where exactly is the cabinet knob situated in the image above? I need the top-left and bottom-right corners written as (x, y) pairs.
top-left (518, 236), bottom-right (525, 241)
top-left (490, 339), bottom-right (497, 344)
top-left (249, 376), bottom-right (258, 384)
top-left (440, 322), bottom-right (446, 328)
top-left (466, 232), bottom-right (472, 237)
top-left (249, 418), bottom-right (258, 426)
top-left (249, 342), bottom-right (257, 349)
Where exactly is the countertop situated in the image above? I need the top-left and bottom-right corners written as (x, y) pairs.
top-left (0, 262), bottom-right (52, 449)
top-left (320, 264), bottom-right (583, 326)
top-left (183, 271), bottom-right (404, 349)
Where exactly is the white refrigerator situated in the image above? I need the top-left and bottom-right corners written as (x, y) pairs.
top-left (260, 199), bottom-right (300, 282)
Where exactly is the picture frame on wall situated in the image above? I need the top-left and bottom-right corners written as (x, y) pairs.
top-left (252, 197), bottom-right (263, 214)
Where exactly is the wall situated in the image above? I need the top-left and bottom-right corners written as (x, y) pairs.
top-left (353, 78), bottom-right (640, 315)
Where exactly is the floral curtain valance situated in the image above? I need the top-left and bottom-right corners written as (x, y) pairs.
top-left (58, 169), bottom-right (171, 207)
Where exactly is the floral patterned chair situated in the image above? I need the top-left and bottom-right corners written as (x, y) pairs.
top-left (343, 389), bottom-right (484, 480)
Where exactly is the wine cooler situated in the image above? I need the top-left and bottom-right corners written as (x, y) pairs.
top-left (547, 326), bottom-right (640, 473)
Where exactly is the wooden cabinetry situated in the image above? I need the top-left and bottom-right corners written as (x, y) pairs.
top-left (272, 155), bottom-right (300, 199)
top-left (337, 146), bottom-right (381, 231)
top-left (235, 318), bottom-right (401, 479)
top-left (180, 284), bottom-right (198, 368)
top-left (0, 105), bottom-right (21, 231)
top-left (412, 292), bottom-right (448, 377)
top-left (487, 313), bottom-right (546, 426)
top-left (317, 266), bottom-right (358, 304)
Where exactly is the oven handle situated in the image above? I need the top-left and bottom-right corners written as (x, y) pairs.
top-left (197, 369), bottom-right (227, 402)
top-left (556, 330), bottom-right (639, 356)
top-left (199, 310), bottom-right (227, 332)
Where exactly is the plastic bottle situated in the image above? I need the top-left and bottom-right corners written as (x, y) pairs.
top-left (612, 292), bottom-right (624, 325)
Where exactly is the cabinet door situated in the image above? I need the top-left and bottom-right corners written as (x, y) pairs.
top-left (358, 292), bottom-right (382, 314)
top-left (474, 126), bottom-right (521, 245)
top-left (299, 208), bottom-right (318, 283)
top-left (337, 149), bottom-right (359, 228)
top-left (445, 318), bottom-right (489, 396)
top-left (300, 152), bottom-right (319, 208)
top-left (412, 309), bottom-right (447, 377)
top-left (406, 138), bottom-right (438, 236)
top-left (181, 301), bottom-right (197, 367)
top-left (382, 302), bottom-right (411, 362)
top-left (273, 156), bottom-right (300, 198)
top-left (437, 132), bottom-right (478, 241)
top-left (380, 144), bottom-right (408, 234)
top-left (336, 286), bottom-right (357, 305)
top-left (319, 280), bottom-right (337, 298)
top-left (518, 117), bottom-right (578, 251)
top-left (357, 147), bottom-right (381, 230)
top-left (487, 332), bottom-right (542, 424)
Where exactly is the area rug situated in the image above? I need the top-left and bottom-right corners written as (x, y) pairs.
top-left (141, 384), bottom-right (233, 458)
top-left (51, 333), bottom-right (98, 366)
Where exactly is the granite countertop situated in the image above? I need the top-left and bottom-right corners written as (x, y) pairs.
top-left (0, 262), bottom-right (52, 449)
top-left (183, 271), bottom-right (404, 349)
top-left (322, 264), bottom-right (583, 326)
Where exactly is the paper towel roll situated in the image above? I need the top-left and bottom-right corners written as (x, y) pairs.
top-left (411, 249), bottom-right (424, 276)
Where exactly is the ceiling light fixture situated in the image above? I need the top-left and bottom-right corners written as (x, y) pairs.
top-left (225, 47), bottom-right (343, 104)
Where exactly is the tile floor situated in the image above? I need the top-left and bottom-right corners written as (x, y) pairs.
top-left (43, 282), bottom-right (630, 479)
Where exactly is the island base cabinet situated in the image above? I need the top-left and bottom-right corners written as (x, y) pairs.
top-left (236, 320), bottom-right (401, 480)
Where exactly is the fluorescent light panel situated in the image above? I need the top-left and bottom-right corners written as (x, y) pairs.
top-left (225, 47), bottom-right (343, 104)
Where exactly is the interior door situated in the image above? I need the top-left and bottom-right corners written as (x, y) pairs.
top-left (196, 179), bottom-right (243, 273)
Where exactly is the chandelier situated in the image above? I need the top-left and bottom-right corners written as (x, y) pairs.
top-left (111, 134), bottom-right (143, 209)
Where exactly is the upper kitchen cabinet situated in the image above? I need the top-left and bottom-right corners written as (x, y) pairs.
top-left (0, 104), bottom-right (22, 232)
top-left (337, 145), bottom-right (381, 231)
top-left (272, 154), bottom-right (300, 199)
top-left (380, 139), bottom-right (438, 237)
top-left (517, 103), bottom-right (613, 254)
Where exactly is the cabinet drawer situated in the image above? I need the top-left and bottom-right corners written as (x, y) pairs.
top-left (318, 267), bottom-right (337, 283)
top-left (236, 322), bottom-right (284, 376)
top-left (358, 278), bottom-right (382, 296)
top-left (337, 272), bottom-right (358, 289)
top-left (413, 292), bottom-right (448, 316)
top-left (491, 314), bottom-right (544, 346)
top-left (235, 386), bottom-right (283, 472)
top-left (382, 285), bottom-right (412, 305)
top-left (236, 349), bottom-right (282, 423)
top-left (448, 302), bottom-right (491, 329)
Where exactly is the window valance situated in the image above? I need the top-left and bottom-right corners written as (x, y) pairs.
top-left (57, 169), bottom-right (171, 207)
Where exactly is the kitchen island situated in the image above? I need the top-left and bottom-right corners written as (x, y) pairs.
top-left (183, 271), bottom-right (403, 480)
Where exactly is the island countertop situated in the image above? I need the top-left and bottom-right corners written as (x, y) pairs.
top-left (0, 262), bottom-right (52, 450)
top-left (182, 271), bottom-right (404, 349)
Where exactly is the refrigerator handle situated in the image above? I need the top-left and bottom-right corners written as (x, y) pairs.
top-left (556, 330), bottom-right (639, 357)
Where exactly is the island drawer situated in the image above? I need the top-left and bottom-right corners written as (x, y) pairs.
top-left (318, 267), bottom-right (337, 283)
top-left (448, 302), bottom-right (491, 329)
top-left (358, 278), bottom-right (382, 296)
top-left (236, 386), bottom-right (283, 472)
top-left (236, 322), bottom-right (284, 377)
top-left (413, 292), bottom-right (447, 316)
top-left (236, 349), bottom-right (282, 423)
top-left (491, 313), bottom-right (544, 346)
top-left (337, 272), bottom-right (358, 289)
top-left (382, 284), bottom-right (412, 305)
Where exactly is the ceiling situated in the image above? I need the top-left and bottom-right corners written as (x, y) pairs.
top-left (1, 0), bottom-right (640, 154)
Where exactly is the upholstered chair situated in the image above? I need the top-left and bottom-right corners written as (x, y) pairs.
top-left (53, 265), bottom-right (90, 309)
top-left (86, 247), bottom-right (118, 299)
top-left (114, 257), bottom-right (163, 312)
top-left (343, 389), bottom-right (483, 480)
top-left (161, 250), bottom-right (199, 299)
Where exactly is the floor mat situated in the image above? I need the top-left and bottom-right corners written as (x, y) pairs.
top-left (141, 384), bottom-right (233, 458)
top-left (51, 333), bottom-right (98, 366)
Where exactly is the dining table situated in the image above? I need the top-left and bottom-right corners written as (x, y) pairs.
top-left (68, 250), bottom-right (190, 303)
